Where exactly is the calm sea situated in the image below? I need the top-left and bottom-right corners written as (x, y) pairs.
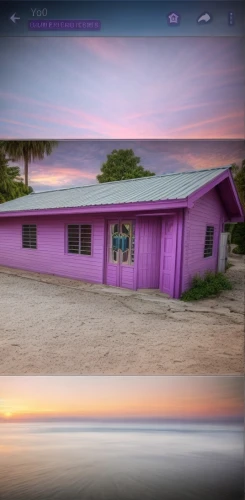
top-left (0, 422), bottom-right (243, 500)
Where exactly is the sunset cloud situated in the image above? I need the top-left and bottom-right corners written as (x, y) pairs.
top-left (0, 376), bottom-right (243, 422)
top-left (9, 139), bottom-right (244, 192)
top-left (30, 165), bottom-right (96, 188)
top-left (0, 37), bottom-right (243, 139)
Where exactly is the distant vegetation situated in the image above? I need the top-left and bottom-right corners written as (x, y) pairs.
top-left (229, 161), bottom-right (245, 255)
top-left (232, 223), bottom-right (245, 254)
top-left (181, 272), bottom-right (232, 301)
top-left (231, 160), bottom-right (245, 209)
top-left (97, 149), bottom-right (155, 183)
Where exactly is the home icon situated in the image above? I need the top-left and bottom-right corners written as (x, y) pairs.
top-left (167, 12), bottom-right (180, 25)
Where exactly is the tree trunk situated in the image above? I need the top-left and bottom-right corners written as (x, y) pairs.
top-left (24, 155), bottom-right (28, 186)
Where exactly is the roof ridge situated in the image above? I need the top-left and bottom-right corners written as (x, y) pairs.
top-left (31, 166), bottom-right (230, 195)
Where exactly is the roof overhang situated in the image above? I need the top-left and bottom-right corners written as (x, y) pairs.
top-left (0, 168), bottom-right (243, 221)
top-left (0, 198), bottom-right (187, 218)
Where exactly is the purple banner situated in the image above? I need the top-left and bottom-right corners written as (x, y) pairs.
top-left (28, 20), bottom-right (101, 31)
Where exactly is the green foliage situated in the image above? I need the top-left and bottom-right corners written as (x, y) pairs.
top-left (232, 245), bottom-right (245, 255)
top-left (231, 160), bottom-right (245, 209)
top-left (225, 221), bottom-right (245, 252)
top-left (1, 140), bottom-right (58, 186)
top-left (228, 161), bottom-right (245, 254)
top-left (97, 149), bottom-right (155, 183)
top-left (225, 261), bottom-right (233, 270)
top-left (231, 222), bottom-right (245, 250)
top-left (0, 147), bottom-right (33, 203)
top-left (224, 222), bottom-right (235, 237)
top-left (181, 271), bottom-right (232, 301)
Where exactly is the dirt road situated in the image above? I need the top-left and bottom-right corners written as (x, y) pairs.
top-left (0, 255), bottom-right (243, 375)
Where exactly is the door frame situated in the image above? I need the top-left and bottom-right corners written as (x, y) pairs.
top-left (105, 218), bottom-right (136, 287)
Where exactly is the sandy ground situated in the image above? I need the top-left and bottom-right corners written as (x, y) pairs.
top-left (0, 255), bottom-right (244, 375)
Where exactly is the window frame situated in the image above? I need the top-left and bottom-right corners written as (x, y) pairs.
top-left (203, 225), bottom-right (215, 259)
top-left (22, 224), bottom-right (37, 250)
top-left (66, 223), bottom-right (93, 257)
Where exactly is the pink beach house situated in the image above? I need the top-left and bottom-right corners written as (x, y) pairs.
top-left (0, 167), bottom-right (243, 298)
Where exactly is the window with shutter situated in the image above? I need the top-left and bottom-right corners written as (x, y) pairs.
top-left (67, 225), bottom-right (92, 255)
top-left (22, 225), bottom-right (37, 249)
top-left (204, 226), bottom-right (214, 258)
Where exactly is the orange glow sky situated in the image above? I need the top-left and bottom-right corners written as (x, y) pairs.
top-left (7, 139), bottom-right (245, 192)
top-left (0, 377), bottom-right (243, 422)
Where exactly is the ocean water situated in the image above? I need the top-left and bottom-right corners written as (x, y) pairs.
top-left (0, 422), bottom-right (243, 500)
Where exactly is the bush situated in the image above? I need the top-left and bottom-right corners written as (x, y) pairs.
top-left (181, 271), bottom-right (232, 301)
top-left (225, 261), bottom-right (233, 271)
top-left (231, 223), bottom-right (245, 253)
top-left (232, 245), bottom-right (245, 255)
top-left (231, 223), bottom-right (245, 246)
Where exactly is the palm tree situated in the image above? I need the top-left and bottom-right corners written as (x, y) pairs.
top-left (2, 141), bottom-right (58, 187)
top-left (0, 146), bottom-right (33, 203)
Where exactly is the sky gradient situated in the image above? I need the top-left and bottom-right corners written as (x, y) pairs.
top-left (7, 139), bottom-right (245, 191)
top-left (0, 376), bottom-right (243, 422)
top-left (0, 37), bottom-right (244, 139)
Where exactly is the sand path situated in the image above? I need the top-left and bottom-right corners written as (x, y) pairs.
top-left (0, 254), bottom-right (243, 375)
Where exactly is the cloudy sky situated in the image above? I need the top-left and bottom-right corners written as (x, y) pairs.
top-left (0, 36), bottom-right (244, 139)
top-left (8, 139), bottom-right (245, 191)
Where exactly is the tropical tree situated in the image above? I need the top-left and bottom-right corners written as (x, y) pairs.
top-left (0, 147), bottom-right (33, 203)
top-left (97, 149), bottom-right (155, 183)
top-left (231, 160), bottom-right (245, 209)
top-left (2, 140), bottom-right (58, 187)
top-left (230, 160), bottom-right (245, 254)
top-left (232, 223), bottom-right (245, 254)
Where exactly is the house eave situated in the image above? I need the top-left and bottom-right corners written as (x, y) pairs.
top-left (187, 168), bottom-right (244, 219)
top-left (0, 199), bottom-right (188, 218)
top-left (188, 168), bottom-right (230, 205)
top-left (228, 216), bottom-right (245, 223)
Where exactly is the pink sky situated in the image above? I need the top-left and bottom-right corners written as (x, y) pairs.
top-left (0, 37), bottom-right (244, 139)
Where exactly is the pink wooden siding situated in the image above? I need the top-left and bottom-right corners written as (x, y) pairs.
top-left (137, 217), bottom-right (161, 289)
top-left (181, 188), bottom-right (227, 293)
top-left (0, 215), bottom-right (105, 284)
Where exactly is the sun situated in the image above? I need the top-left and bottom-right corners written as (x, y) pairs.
top-left (4, 412), bottom-right (13, 418)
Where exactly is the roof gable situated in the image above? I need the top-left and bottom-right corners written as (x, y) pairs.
top-left (216, 171), bottom-right (244, 220)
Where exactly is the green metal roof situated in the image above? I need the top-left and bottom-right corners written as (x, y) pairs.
top-left (0, 166), bottom-right (230, 213)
